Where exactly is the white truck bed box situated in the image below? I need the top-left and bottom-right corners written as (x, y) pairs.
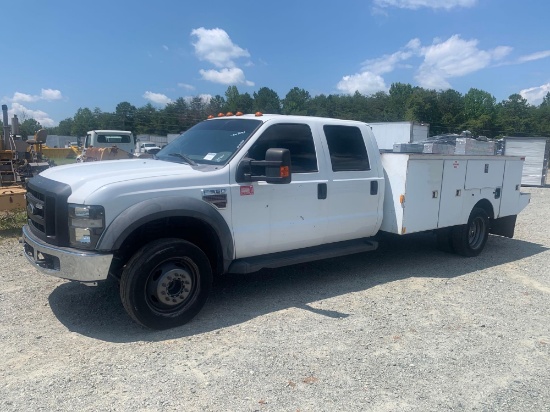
top-left (379, 153), bottom-right (530, 235)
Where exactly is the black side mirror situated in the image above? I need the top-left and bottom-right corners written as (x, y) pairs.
top-left (237, 148), bottom-right (292, 184)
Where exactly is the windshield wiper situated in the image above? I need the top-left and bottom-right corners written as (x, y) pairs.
top-left (167, 152), bottom-right (197, 166)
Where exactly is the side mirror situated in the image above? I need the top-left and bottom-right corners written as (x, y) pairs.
top-left (237, 148), bottom-right (292, 184)
top-left (265, 148), bottom-right (291, 184)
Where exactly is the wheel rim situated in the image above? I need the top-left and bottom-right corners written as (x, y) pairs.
top-left (468, 216), bottom-right (486, 250)
top-left (145, 257), bottom-right (198, 314)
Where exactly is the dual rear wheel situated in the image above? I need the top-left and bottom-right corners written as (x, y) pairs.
top-left (437, 207), bottom-right (489, 257)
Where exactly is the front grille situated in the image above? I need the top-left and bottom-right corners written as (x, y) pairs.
top-left (25, 175), bottom-right (72, 246)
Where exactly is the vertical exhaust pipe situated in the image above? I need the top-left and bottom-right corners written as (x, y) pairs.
top-left (2, 104), bottom-right (9, 150)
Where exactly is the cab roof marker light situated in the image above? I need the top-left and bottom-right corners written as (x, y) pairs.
top-left (207, 115), bottom-right (214, 119)
top-left (236, 111), bottom-right (244, 116)
top-left (226, 112), bottom-right (234, 116)
top-left (217, 113), bottom-right (225, 117)
top-left (255, 112), bottom-right (263, 117)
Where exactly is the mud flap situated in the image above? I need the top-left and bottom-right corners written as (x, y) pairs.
top-left (490, 215), bottom-right (517, 238)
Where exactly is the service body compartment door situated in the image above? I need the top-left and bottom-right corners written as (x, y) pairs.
top-left (402, 159), bottom-right (443, 233)
top-left (465, 160), bottom-right (505, 189)
top-left (438, 159), bottom-right (467, 228)
top-left (499, 159), bottom-right (523, 217)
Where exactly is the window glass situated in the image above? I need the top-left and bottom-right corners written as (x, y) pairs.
top-left (247, 123), bottom-right (318, 173)
top-left (97, 134), bottom-right (131, 143)
top-left (156, 118), bottom-right (262, 165)
top-left (323, 125), bottom-right (370, 172)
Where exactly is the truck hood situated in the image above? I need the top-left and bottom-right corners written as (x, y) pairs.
top-left (40, 158), bottom-right (209, 195)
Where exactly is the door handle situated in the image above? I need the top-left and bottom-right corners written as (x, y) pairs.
top-left (318, 183), bottom-right (327, 199)
top-left (370, 180), bottom-right (378, 195)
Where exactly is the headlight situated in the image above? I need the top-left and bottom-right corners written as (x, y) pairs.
top-left (68, 204), bottom-right (105, 249)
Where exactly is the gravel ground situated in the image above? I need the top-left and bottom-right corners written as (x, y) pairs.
top-left (0, 188), bottom-right (549, 411)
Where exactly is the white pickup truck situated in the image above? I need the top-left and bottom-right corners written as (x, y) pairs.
top-left (22, 114), bottom-right (530, 329)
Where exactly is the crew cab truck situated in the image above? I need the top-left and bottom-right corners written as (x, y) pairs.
top-left (22, 114), bottom-right (530, 329)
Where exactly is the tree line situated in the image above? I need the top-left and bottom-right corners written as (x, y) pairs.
top-left (19, 83), bottom-right (550, 139)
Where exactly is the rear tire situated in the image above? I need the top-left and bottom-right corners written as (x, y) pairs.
top-left (120, 238), bottom-right (212, 329)
top-left (451, 207), bottom-right (489, 257)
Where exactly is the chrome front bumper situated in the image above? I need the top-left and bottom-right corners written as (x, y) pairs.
top-left (22, 225), bottom-right (113, 284)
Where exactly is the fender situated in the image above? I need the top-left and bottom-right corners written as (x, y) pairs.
top-left (97, 196), bottom-right (234, 267)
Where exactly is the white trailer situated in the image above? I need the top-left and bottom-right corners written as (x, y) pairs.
top-left (504, 137), bottom-right (550, 186)
top-left (369, 121), bottom-right (430, 150)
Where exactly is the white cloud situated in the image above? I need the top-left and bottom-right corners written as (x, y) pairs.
top-left (337, 34), bottom-right (513, 94)
top-left (518, 50), bottom-right (550, 63)
top-left (143, 91), bottom-right (172, 105)
top-left (415, 35), bottom-right (512, 89)
top-left (177, 83), bottom-right (195, 91)
top-left (191, 27), bottom-right (250, 68)
top-left (10, 103), bottom-right (55, 127)
top-left (199, 68), bottom-right (254, 86)
top-left (520, 83), bottom-right (550, 105)
top-left (191, 27), bottom-right (254, 87)
top-left (162, 45), bottom-right (169, 51)
top-left (374, 0), bottom-right (476, 10)
top-left (12, 92), bottom-right (37, 102)
top-left (336, 72), bottom-right (387, 95)
top-left (10, 88), bottom-right (63, 103)
top-left (362, 38), bottom-right (420, 75)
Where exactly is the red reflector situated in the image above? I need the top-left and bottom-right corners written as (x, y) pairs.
top-left (280, 166), bottom-right (289, 178)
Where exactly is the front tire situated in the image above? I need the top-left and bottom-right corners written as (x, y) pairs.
top-left (451, 207), bottom-right (489, 257)
top-left (120, 239), bottom-right (212, 329)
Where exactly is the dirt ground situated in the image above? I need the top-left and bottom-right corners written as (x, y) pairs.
top-left (0, 187), bottom-right (548, 411)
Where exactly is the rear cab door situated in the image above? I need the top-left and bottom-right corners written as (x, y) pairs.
top-left (316, 121), bottom-right (384, 243)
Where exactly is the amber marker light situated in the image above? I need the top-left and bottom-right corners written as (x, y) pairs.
top-left (218, 113), bottom-right (225, 117)
top-left (255, 112), bottom-right (263, 117)
top-left (207, 115), bottom-right (214, 119)
top-left (236, 112), bottom-right (244, 116)
top-left (226, 112), bottom-right (234, 116)
top-left (280, 166), bottom-right (290, 178)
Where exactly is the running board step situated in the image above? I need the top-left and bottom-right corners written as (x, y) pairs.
top-left (228, 238), bottom-right (378, 274)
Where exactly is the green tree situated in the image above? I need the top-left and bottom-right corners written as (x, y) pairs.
top-left (20, 118), bottom-right (42, 139)
top-left (463, 88), bottom-right (496, 136)
top-left (205, 95), bottom-right (225, 115)
top-left (496, 94), bottom-right (534, 136)
top-left (55, 118), bottom-right (74, 136)
top-left (253, 87), bottom-right (281, 113)
top-left (115, 102), bottom-right (137, 131)
top-left (225, 86), bottom-right (241, 113)
top-left (437, 89), bottom-right (464, 134)
top-left (282, 87), bottom-right (311, 115)
top-left (388, 83), bottom-right (413, 120)
top-left (72, 108), bottom-right (97, 137)
top-left (405, 88), bottom-right (440, 127)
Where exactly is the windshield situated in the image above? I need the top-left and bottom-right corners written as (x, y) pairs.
top-left (156, 118), bottom-right (262, 165)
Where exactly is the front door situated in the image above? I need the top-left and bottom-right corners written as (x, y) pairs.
top-left (231, 122), bottom-right (328, 259)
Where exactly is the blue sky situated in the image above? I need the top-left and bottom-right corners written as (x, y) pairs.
top-left (1, 0), bottom-right (549, 127)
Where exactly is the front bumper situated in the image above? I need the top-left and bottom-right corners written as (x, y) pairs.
top-left (22, 224), bottom-right (113, 284)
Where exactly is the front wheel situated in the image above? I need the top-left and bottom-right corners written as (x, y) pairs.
top-left (120, 239), bottom-right (212, 329)
top-left (451, 207), bottom-right (489, 257)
